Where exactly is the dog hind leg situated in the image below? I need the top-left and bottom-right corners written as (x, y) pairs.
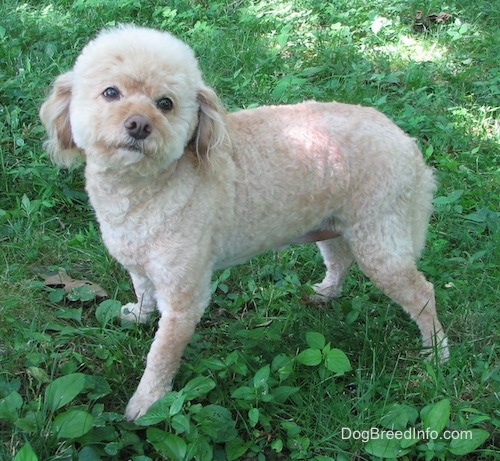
top-left (345, 220), bottom-right (449, 362)
top-left (311, 237), bottom-right (354, 303)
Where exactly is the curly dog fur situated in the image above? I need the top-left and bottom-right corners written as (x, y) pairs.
top-left (40, 25), bottom-right (449, 420)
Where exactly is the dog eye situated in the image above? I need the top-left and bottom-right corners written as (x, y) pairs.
top-left (102, 87), bottom-right (121, 101)
top-left (157, 98), bottom-right (173, 112)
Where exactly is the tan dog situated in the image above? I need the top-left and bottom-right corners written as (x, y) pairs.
top-left (40, 25), bottom-right (449, 420)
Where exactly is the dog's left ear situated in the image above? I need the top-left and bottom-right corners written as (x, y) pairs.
top-left (195, 87), bottom-right (229, 158)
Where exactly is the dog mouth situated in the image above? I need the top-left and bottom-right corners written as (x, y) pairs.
top-left (117, 142), bottom-right (145, 154)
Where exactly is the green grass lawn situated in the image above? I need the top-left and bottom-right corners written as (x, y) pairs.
top-left (0, 0), bottom-right (498, 459)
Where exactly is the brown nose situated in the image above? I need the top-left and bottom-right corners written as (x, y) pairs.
top-left (125, 115), bottom-right (152, 140)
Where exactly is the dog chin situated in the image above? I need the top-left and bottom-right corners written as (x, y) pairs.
top-left (88, 145), bottom-right (146, 169)
top-left (107, 145), bottom-right (178, 170)
top-left (116, 147), bottom-right (148, 165)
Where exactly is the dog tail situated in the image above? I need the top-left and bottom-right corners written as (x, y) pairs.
top-left (411, 148), bottom-right (437, 260)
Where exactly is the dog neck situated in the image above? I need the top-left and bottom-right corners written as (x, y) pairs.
top-left (83, 155), bottom-right (198, 226)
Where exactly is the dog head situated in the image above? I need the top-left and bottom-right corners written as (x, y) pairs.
top-left (40, 25), bottom-right (227, 171)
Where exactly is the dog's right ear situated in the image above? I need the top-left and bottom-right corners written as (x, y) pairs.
top-left (39, 72), bottom-right (83, 168)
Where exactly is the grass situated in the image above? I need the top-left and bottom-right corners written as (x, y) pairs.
top-left (0, 0), bottom-right (498, 459)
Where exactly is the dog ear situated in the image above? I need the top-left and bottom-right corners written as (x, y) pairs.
top-left (39, 72), bottom-right (83, 168)
top-left (195, 87), bottom-right (229, 158)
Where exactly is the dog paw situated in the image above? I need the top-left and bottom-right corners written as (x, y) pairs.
top-left (308, 283), bottom-right (341, 305)
top-left (124, 393), bottom-right (155, 421)
top-left (308, 293), bottom-right (332, 305)
top-left (422, 332), bottom-right (450, 364)
top-left (438, 337), bottom-right (450, 363)
top-left (120, 303), bottom-right (152, 323)
top-left (124, 387), bottom-right (167, 421)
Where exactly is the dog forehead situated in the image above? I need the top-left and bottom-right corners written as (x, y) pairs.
top-left (74, 26), bottom-right (201, 85)
top-left (118, 72), bottom-right (192, 100)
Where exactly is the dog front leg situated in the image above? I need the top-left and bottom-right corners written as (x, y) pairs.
top-left (124, 282), bottom-right (210, 421)
top-left (120, 271), bottom-right (157, 323)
